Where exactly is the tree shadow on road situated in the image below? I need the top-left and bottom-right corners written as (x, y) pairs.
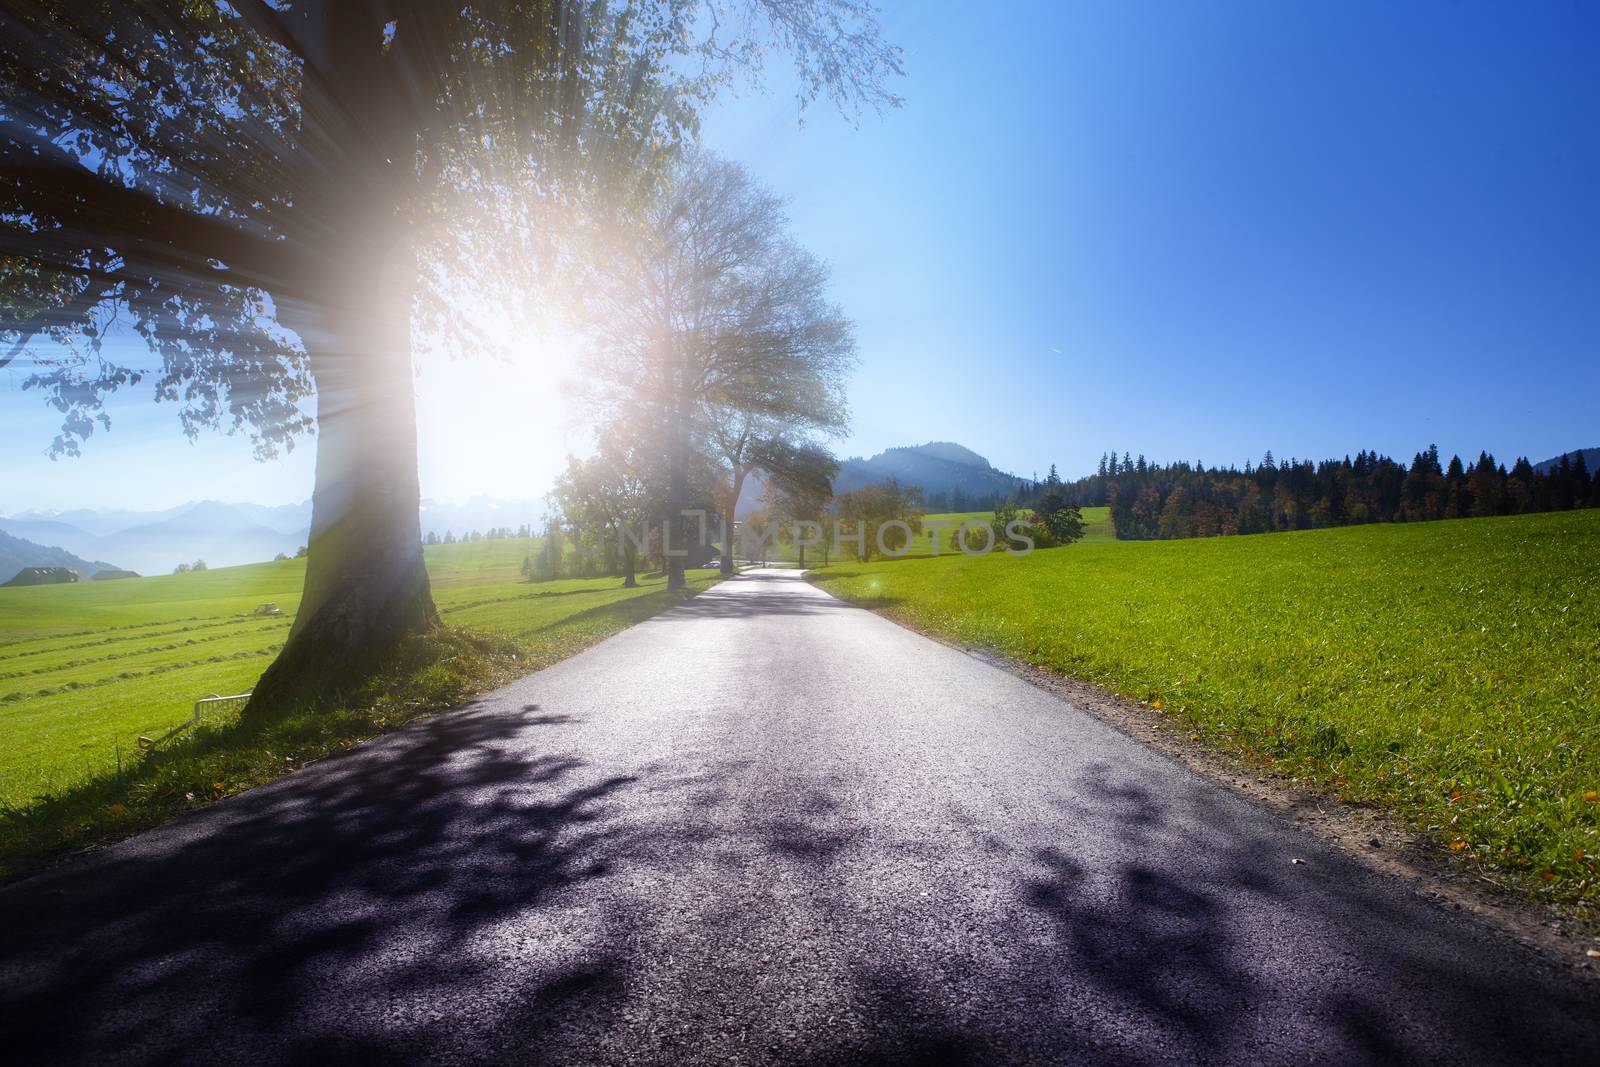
top-left (6, 701), bottom-right (1599, 1065)
top-left (785, 757), bottom-right (1600, 1066)
top-left (0, 702), bottom-right (652, 1063)
top-left (525, 583), bottom-right (709, 633)
top-left (1012, 760), bottom-right (1600, 1065)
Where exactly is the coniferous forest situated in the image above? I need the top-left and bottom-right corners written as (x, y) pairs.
top-left (1029, 446), bottom-right (1598, 541)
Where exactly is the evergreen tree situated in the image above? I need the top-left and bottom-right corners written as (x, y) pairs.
top-left (1049, 443), bottom-right (1594, 542)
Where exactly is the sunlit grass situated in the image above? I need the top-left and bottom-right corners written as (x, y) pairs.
top-left (907, 506), bottom-right (1115, 553)
top-left (756, 506), bottom-right (1114, 563)
top-left (812, 510), bottom-right (1600, 907)
top-left (0, 542), bottom-right (712, 813)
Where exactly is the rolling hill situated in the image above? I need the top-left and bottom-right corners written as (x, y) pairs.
top-left (733, 441), bottom-right (1027, 518)
top-left (0, 502), bottom-right (304, 576)
top-left (1534, 446), bottom-right (1600, 474)
top-left (832, 441), bottom-right (1027, 500)
top-left (0, 529), bottom-right (120, 585)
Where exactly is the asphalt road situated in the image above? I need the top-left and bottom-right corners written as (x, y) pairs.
top-left (3, 568), bottom-right (1597, 1065)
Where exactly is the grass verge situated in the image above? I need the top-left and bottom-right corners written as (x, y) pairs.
top-left (0, 573), bottom-right (713, 883)
top-left (811, 510), bottom-right (1600, 912)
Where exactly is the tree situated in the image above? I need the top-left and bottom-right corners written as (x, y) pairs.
top-left (192, 559), bottom-right (208, 572)
top-left (574, 150), bottom-right (854, 585)
top-left (988, 497), bottom-right (1022, 550)
top-left (531, 518), bottom-right (564, 582)
top-left (762, 459), bottom-right (836, 568)
top-left (3, 1), bottom-right (901, 710)
top-left (552, 426), bottom-right (659, 588)
top-left (173, 563), bottom-right (190, 575)
top-left (835, 479), bottom-right (922, 561)
top-left (692, 161), bottom-right (854, 576)
top-left (1033, 479), bottom-right (1085, 545)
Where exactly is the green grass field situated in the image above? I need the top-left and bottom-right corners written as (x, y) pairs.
top-left (757, 506), bottom-right (1114, 563)
top-left (904, 507), bottom-right (1114, 554)
top-left (0, 539), bottom-right (719, 812)
top-left (812, 510), bottom-right (1600, 904)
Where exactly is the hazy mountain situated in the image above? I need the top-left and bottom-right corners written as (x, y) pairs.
top-left (0, 500), bottom-right (305, 575)
top-left (6, 503), bottom-right (196, 537)
top-left (0, 516), bottom-right (103, 559)
top-left (0, 529), bottom-right (120, 585)
top-left (106, 502), bottom-right (308, 574)
top-left (1534, 447), bottom-right (1600, 475)
top-left (833, 441), bottom-right (1026, 500)
top-left (0, 496), bottom-right (548, 576)
top-left (228, 500), bottom-right (314, 532)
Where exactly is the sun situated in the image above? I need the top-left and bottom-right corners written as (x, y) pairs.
top-left (414, 328), bottom-right (593, 506)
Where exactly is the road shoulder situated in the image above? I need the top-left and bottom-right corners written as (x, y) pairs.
top-left (813, 575), bottom-right (1600, 983)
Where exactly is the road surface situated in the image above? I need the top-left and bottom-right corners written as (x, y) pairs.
top-left (3, 569), bottom-right (1597, 1065)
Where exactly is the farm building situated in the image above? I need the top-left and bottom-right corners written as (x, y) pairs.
top-left (3, 566), bottom-right (82, 587)
top-left (91, 569), bottom-right (141, 581)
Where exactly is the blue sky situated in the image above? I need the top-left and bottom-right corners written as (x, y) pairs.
top-left (3, 0), bottom-right (1596, 512)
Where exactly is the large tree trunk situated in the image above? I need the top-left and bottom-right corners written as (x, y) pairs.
top-left (249, 217), bottom-right (437, 712)
top-left (246, 6), bottom-right (439, 714)
top-left (251, 319), bottom-right (437, 710)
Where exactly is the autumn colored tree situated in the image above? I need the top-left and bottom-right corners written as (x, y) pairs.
top-left (835, 479), bottom-right (922, 561)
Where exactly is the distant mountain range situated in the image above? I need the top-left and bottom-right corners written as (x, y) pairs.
top-left (12, 442), bottom-right (1583, 577)
top-left (0, 496), bottom-right (549, 577)
top-left (1534, 447), bottom-right (1599, 475)
top-left (0, 500), bottom-right (310, 577)
top-left (0, 530), bottom-right (120, 585)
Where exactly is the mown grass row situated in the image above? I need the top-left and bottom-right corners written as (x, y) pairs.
top-left (0, 561), bottom-right (310, 640)
top-left (0, 618), bottom-right (291, 680)
top-left (0, 540), bottom-right (714, 817)
top-left (0, 622), bottom-right (292, 695)
top-left (0, 629), bottom-right (526, 882)
top-left (0, 619), bottom-right (216, 660)
top-left (812, 509), bottom-right (1600, 908)
top-left (0, 546), bottom-right (718, 880)
top-left (1, 644), bottom-right (283, 705)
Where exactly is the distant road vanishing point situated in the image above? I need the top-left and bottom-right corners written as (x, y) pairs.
top-left (2, 569), bottom-right (1597, 1064)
